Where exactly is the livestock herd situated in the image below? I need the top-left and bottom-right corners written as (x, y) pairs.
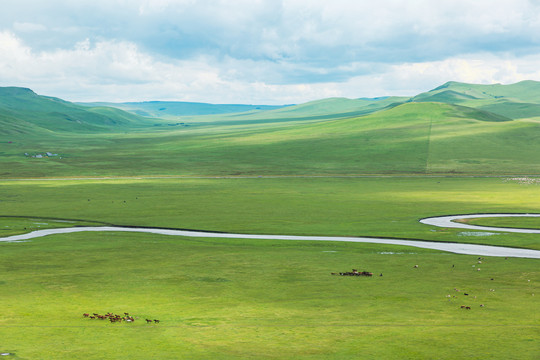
top-left (83, 312), bottom-right (160, 324)
top-left (333, 262), bottom-right (493, 311)
top-left (331, 269), bottom-right (374, 276)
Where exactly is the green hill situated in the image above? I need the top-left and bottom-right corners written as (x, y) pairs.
top-left (411, 80), bottom-right (540, 119)
top-left (3, 82), bottom-right (540, 177)
top-left (78, 101), bottom-right (287, 118)
top-left (171, 96), bottom-right (410, 127)
top-left (428, 80), bottom-right (540, 103)
top-left (0, 87), bottom-right (156, 134)
top-left (412, 89), bottom-right (479, 103)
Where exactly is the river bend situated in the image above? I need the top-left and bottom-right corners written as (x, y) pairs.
top-left (2, 214), bottom-right (540, 259)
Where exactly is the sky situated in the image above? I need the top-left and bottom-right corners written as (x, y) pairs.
top-left (2, 0), bottom-right (540, 104)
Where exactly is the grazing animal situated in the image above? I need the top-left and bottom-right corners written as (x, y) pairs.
top-left (83, 313), bottom-right (89, 317)
top-left (146, 319), bottom-right (152, 323)
top-left (465, 306), bottom-right (471, 310)
top-left (464, 293), bottom-right (469, 296)
top-left (90, 316), bottom-right (96, 319)
top-left (413, 265), bottom-right (419, 268)
top-left (335, 269), bottom-right (373, 277)
top-left (154, 319), bottom-right (160, 323)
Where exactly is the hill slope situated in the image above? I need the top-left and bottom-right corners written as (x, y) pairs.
top-left (3, 82), bottom-right (540, 177)
top-left (412, 80), bottom-right (540, 119)
top-left (78, 101), bottom-right (287, 118)
top-left (0, 87), bottom-right (156, 135)
top-left (3, 99), bottom-right (540, 177)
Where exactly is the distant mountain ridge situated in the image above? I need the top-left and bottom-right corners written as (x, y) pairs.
top-left (3, 81), bottom-right (540, 177)
top-left (2, 80), bottom-right (540, 136)
top-left (410, 80), bottom-right (540, 119)
top-left (0, 87), bottom-right (154, 134)
top-left (78, 101), bottom-right (287, 118)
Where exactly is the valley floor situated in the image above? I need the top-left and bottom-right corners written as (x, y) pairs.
top-left (0, 176), bottom-right (538, 359)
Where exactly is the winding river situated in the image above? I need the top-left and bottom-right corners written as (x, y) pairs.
top-left (1, 214), bottom-right (540, 259)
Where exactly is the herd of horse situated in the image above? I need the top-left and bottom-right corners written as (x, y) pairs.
top-left (83, 312), bottom-right (159, 324)
top-left (331, 269), bottom-right (374, 276)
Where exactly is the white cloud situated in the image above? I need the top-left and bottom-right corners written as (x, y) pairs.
top-left (336, 54), bottom-right (540, 98)
top-left (3, 28), bottom-right (540, 104)
top-left (3, 1), bottom-right (540, 103)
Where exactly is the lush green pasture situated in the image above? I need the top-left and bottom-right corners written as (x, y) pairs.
top-left (0, 177), bottom-right (539, 359)
top-left (2, 177), bottom-right (540, 249)
top-left (4, 102), bottom-right (540, 178)
top-left (466, 216), bottom-right (540, 230)
top-left (0, 232), bottom-right (538, 359)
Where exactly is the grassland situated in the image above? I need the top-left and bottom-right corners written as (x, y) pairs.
top-left (0, 177), bottom-right (539, 359)
top-left (465, 216), bottom-right (540, 230)
top-left (0, 231), bottom-right (537, 359)
top-left (4, 101), bottom-right (540, 178)
top-left (1, 82), bottom-right (539, 358)
top-left (3, 81), bottom-right (540, 178)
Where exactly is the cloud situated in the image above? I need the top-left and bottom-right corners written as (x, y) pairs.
top-left (2, 1), bottom-right (540, 103)
top-left (5, 0), bottom-right (540, 62)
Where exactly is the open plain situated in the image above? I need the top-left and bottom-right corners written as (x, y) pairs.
top-left (1, 82), bottom-right (539, 359)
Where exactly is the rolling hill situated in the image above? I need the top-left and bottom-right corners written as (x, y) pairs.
top-left (411, 80), bottom-right (540, 119)
top-left (2, 81), bottom-right (540, 177)
top-left (0, 87), bottom-right (157, 135)
top-left (78, 101), bottom-right (287, 118)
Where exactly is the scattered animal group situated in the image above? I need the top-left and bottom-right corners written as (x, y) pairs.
top-left (332, 258), bottom-right (522, 313)
top-left (332, 269), bottom-right (373, 276)
top-left (83, 312), bottom-right (160, 324)
top-left (451, 257), bottom-right (494, 311)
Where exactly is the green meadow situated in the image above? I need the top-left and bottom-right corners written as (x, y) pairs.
top-left (0, 177), bottom-right (539, 359)
top-left (1, 82), bottom-right (539, 358)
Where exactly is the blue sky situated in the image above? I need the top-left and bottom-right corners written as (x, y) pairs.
top-left (2, 0), bottom-right (540, 104)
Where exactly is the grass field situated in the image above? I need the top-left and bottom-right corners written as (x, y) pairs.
top-left (0, 177), bottom-right (539, 359)
top-left (1, 82), bottom-right (540, 358)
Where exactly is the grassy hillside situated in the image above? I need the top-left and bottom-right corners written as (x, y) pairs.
top-left (80, 97), bottom-right (408, 122)
top-left (2, 82), bottom-right (540, 359)
top-left (415, 80), bottom-right (540, 103)
top-left (79, 100), bottom-right (287, 118)
top-left (3, 100), bottom-right (540, 177)
top-left (0, 87), bottom-right (156, 134)
top-left (3, 82), bottom-right (540, 177)
top-left (412, 80), bottom-right (540, 119)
